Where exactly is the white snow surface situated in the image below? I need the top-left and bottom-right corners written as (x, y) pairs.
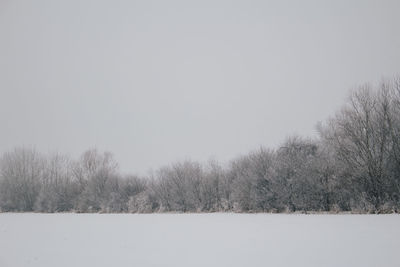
top-left (0, 213), bottom-right (399, 267)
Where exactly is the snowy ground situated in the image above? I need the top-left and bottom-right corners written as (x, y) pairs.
top-left (0, 213), bottom-right (399, 267)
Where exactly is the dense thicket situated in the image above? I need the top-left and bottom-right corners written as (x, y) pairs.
top-left (1, 77), bottom-right (399, 213)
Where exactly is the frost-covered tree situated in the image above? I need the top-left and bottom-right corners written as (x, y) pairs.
top-left (274, 137), bottom-right (320, 211)
top-left (73, 149), bottom-right (119, 212)
top-left (1, 76), bottom-right (399, 213)
top-left (0, 148), bottom-right (44, 211)
top-left (319, 79), bottom-right (400, 210)
top-left (153, 161), bottom-right (203, 212)
top-left (200, 160), bottom-right (225, 211)
top-left (35, 153), bottom-right (77, 212)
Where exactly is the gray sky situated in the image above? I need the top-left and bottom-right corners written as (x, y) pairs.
top-left (1, 0), bottom-right (400, 175)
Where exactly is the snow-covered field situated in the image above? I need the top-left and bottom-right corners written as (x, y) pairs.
top-left (0, 213), bottom-right (399, 267)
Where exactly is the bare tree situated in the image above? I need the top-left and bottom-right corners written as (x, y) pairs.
top-left (73, 149), bottom-right (119, 212)
top-left (0, 148), bottom-right (44, 211)
top-left (319, 78), bottom-right (400, 210)
top-left (35, 153), bottom-right (76, 212)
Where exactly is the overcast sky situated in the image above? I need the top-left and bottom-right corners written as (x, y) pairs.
top-left (1, 0), bottom-right (399, 174)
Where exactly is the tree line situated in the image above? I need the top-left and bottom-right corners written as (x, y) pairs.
top-left (1, 77), bottom-right (399, 213)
